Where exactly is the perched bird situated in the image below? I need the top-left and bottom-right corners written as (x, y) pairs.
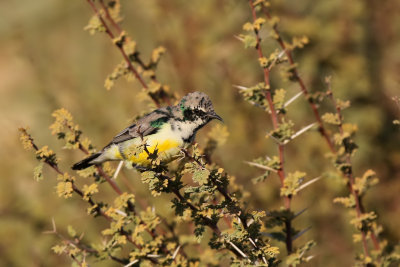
top-left (72, 92), bottom-right (222, 170)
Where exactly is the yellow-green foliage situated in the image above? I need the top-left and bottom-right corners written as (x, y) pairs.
top-left (4, 0), bottom-right (400, 266)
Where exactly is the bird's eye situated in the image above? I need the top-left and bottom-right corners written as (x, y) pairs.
top-left (183, 109), bottom-right (195, 120)
top-left (195, 109), bottom-right (206, 117)
top-left (183, 109), bottom-right (207, 121)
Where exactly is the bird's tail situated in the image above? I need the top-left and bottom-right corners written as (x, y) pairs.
top-left (72, 152), bottom-right (102, 170)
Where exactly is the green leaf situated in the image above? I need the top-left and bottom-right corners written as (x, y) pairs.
top-left (285, 240), bottom-right (316, 266)
top-left (243, 34), bottom-right (257, 49)
top-left (194, 225), bottom-right (205, 242)
top-left (52, 244), bottom-right (67, 255)
top-left (67, 225), bottom-right (77, 237)
top-left (322, 112), bottom-right (340, 125)
top-left (333, 195), bottom-right (355, 208)
top-left (193, 169), bottom-right (210, 185)
top-left (84, 15), bottom-right (106, 35)
top-left (353, 169), bottom-right (379, 196)
top-left (269, 119), bottom-right (294, 143)
top-left (336, 99), bottom-right (351, 109)
top-left (350, 212), bottom-right (377, 231)
top-left (273, 88), bottom-right (286, 110)
top-left (280, 171), bottom-right (306, 197)
top-left (33, 162), bottom-right (44, 181)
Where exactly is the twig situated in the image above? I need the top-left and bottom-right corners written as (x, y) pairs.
top-left (326, 87), bottom-right (375, 257)
top-left (248, 0), bottom-right (292, 253)
top-left (86, 0), bottom-right (147, 89)
top-left (263, 2), bottom-right (381, 255)
top-left (262, 6), bottom-right (335, 152)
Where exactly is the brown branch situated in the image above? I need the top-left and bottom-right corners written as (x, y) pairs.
top-left (23, 133), bottom-right (154, 253)
top-left (326, 88), bottom-right (379, 256)
top-left (44, 219), bottom-right (129, 265)
top-left (96, 0), bottom-right (171, 106)
top-left (248, 0), bottom-right (292, 254)
top-left (262, 2), bottom-right (381, 255)
top-left (262, 6), bottom-right (335, 153)
top-left (85, 0), bottom-right (160, 104)
top-left (180, 148), bottom-right (269, 263)
top-left (156, 173), bottom-right (256, 260)
top-left (86, 0), bottom-right (174, 107)
top-left (99, 0), bottom-right (122, 33)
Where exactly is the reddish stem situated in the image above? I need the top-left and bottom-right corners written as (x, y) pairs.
top-left (249, 0), bottom-right (292, 253)
top-left (262, 7), bottom-right (335, 152)
top-left (263, 4), bottom-right (381, 254)
top-left (85, 0), bottom-right (159, 106)
top-left (327, 90), bottom-right (379, 256)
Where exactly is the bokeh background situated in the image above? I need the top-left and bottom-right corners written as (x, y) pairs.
top-left (1, 0), bottom-right (400, 266)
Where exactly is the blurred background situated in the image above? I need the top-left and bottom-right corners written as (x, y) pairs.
top-left (1, 0), bottom-right (399, 266)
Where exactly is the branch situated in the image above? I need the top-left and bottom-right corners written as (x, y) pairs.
top-left (262, 6), bottom-right (335, 152)
top-left (326, 87), bottom-right (378, 256)
top-left (248, 0), bottom-right (292, 253)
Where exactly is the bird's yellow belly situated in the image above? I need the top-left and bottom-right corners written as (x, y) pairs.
top-left (126, 139), bottom-right (181, 165)
top-left (103, 123), bottom-right (184, 167)
top-left (106, 137), bottom-right (182, 167)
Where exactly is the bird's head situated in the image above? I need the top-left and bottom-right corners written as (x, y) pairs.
top-left (178, 92), bottom-right (223, 125)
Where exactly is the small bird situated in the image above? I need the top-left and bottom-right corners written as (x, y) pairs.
top-left (72, 92), bottom-right (222, 170)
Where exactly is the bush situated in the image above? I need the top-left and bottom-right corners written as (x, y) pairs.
top-left (15, 0), bottom-right (400, 266)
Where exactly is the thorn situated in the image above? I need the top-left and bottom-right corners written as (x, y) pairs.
top-left (227, 241), bottom-right (248, 258)
top-left (248, 237), bottom-right (256, 247)
top-left (284, 122), bottom-right (316, 144)
top-left (284, 91), bottom-right (303, 108)
top-left (52, 217), bottom-right (56, 232)
top-left (262, 256), bottom-right (267, 264)
top-left (260, 232), bottom-right (274, 238)
top-left (234, 35), bottom-right (244, 41)
top-left (244, 161), bottom-right (278, 173)
top-left (147, 254), bottom-right (162, 258)
top-left (267, 132), bottom-right (282, 144)
top-left (277, 49), bottom-right (286, 59)
top-left (267, 49), bottom-right (287, 71)
top-left (115, 209), bottom-right (127, 217)
top-left (172, 245), bottom-right (181, 259)
top-left (79, 232), bottom-right (85, 241)
top-left (43, 218), bottom-right (57, 234)
top-left (305, 255), bottom-right (315, 261)
top-left (293, 226), bottom-right (312, 240)
top-left (112, 161), bottom-right (124, 180)
top-left (233, 84), bottom-right (248, 90)
top-left (124, 259), bottom-right (139, 267)
top-left (294, 176), bottom-right (322, 194)
top-left (294, 207), bottom-right (309, 219)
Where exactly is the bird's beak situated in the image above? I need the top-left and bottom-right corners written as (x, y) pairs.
top-left (208, 112), bottom-right (224, 122)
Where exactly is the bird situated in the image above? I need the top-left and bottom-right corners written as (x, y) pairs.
top-left (72, 92), bottom-right (222, 170)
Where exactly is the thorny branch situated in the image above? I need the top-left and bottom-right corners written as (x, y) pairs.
top-left (248, 0), bottom-right (293, 254)
top-left (262, 1), bottom-right (380, 256)
top-left (19, 129), bottom-right (153, 261)
top-left (181, 148), bottom-right (268, 264)
top-left (326, 84), bottom-right (379, 257)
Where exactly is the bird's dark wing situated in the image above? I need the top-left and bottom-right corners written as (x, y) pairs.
top-left (104, 107), bottom-right (174, 147)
